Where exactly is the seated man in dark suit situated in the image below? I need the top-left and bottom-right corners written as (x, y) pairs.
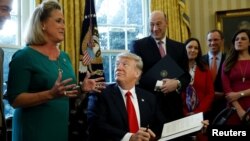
top-left (87, 52), bottom-right (165, 141)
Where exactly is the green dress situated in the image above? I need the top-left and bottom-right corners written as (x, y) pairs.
top-left (7, 46), bottom-right (76, 141)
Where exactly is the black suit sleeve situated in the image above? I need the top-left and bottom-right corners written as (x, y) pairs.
top-left (176, 44), bottom-right (190, 92)
top-left (87, 86), bottom-right (128, 141)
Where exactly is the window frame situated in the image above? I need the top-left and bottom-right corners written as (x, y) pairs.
top-left (97, 0), bottom-right (150, 82)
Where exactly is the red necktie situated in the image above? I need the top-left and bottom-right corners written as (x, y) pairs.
top-left (210, 56), bottom-right (217, 81)
top-left (126, 91), bottom-right (139, 133)
top-left (158, 41), bottom-right (166, 58)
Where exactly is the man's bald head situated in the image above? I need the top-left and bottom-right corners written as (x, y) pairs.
top-left (150, 10), bottom-right (168, 40)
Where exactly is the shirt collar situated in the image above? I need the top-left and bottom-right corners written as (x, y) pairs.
top-left (154, 37), bottom-right (166, 45)
top-left (208, 51), bottom-right (222, 60)
top-left (118, 86), bottom-right (136, 98)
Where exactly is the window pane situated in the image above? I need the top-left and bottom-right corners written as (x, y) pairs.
top-left (127, 0), bottom-right (143, 25)
top-left (102, 54), bottom-right (118, 82)
top-left (99, 28), bottom-right (108, 50)
top-left (110, 28), bottom-right (125, 50)
top-left (110, 55), bottom-right (116, 82)
top-left (10, 0), bottom-right (18, 15)
top-left (127, 26), bottom-right (143, 49)
top-left (0, 16), bottom-right (18, 45)
top-left (102, 55), bottom-right (109, 81)
top-left (96, 0), bottom-right (125, 25)
top-left (0, 0), bottom-right (18, 46)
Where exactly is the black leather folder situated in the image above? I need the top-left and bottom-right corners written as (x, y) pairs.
top-left (139, 55), bottom-right (184, 90)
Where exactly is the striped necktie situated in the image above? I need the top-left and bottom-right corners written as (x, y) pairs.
top-left (158, 41), bottom-right (166, 58)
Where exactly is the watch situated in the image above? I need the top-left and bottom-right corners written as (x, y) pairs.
top-left (176, 80), bottom-right (181, 93)
top-left (240, 92), bottom-right (245, 97)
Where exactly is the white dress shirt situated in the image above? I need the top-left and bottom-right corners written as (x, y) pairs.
top-left (119, 86), bottom-right (141, 141)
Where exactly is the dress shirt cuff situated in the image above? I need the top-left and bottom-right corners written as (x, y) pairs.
top-left (121, 132), bottom-right (133, 141)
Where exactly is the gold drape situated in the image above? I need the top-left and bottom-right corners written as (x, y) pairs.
top-left (151, 0), bottom-right (190, 42)
top-left (35, 0), bottom-right (85, 75)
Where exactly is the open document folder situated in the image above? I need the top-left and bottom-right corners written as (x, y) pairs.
top-left (158, 112), bottom-right (204, 141)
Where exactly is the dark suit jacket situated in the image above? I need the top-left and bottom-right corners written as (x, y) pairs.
top-left (202, 53), bottom-right (225, 92)
top-left (130, 36), bottom-right (190, 122)
top-left (202, 53), bottom-right (227, 121)
top-left (88, 84), bottom-right (165, 141)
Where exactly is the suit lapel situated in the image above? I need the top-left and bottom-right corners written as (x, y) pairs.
top-left (149, 36), bottom-right (163, 59)
top-left (136, 88), bottom-right (147, 125)
top-left (112, 85), bottom-right (128, 125)
top-left (204, 54), bottom-right (209, 64)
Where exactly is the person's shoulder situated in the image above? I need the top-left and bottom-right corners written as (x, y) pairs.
top-left (105, 83), bottom-right (116, 89)
top-left (131, 36), bottom-right (155, 50)
top-left (135, 86), bottom-right (154, 97)
top-left (134, 36), bottom-right (153, 43)
top-left (60, 51), bottom-right (69, 57)
top-left (202, 53), bottom-right (209, 58)
top-left (101, 83), bottom-right (117, 95)
top-left (11, 46), bottom-right (31, 59)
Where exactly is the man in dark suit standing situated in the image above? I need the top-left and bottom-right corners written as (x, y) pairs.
top-left (88, 52), bottom-right (165, 141)
top-left (0, 0), bottom-right (12, 140)
top-left (202, 29), bottom-right (227, 123)
top-left (130, 10), bottom-right (190, 122)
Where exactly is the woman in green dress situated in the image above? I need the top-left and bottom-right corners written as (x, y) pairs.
top-left (6, 1), bottom-right (104, 141)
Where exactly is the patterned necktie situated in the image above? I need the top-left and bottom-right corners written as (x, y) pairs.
top-left (126, 91), bottom-right (139, 133)
top-left (210, 56), bottom-right (217, 81)
top-left (158, 41), bottom-right (166, 58)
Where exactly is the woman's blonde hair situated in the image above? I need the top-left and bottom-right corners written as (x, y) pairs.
top-left (25, 0), bottom-right (61, 45)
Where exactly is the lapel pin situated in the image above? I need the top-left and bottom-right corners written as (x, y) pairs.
top-left (63, 58), bottom-right (67, 63)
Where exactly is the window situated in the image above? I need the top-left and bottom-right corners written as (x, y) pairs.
top-left (1, 0), bottom-right (35, 118)
top-left (95, 0), bottom-right (150, 82)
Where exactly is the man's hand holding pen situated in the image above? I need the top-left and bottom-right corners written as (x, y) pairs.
top-left (129, 126), bottom-right (156, 141)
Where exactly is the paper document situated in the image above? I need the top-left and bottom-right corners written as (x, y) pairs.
top-left (159, 112), bottom-right (203, 141)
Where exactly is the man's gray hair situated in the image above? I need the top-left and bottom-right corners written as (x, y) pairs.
top-left (116, 52), bottom-right (143, 71)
